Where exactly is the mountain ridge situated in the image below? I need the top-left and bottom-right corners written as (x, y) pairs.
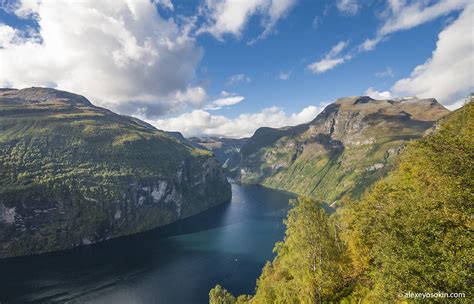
top-left (237, 95), bottom-right (449, 203)
top-left (0, 87), bottom-right (232, 258)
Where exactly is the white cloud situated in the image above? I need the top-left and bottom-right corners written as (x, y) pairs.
top-left (174, 86), bottom-right (208, 107)
top-left (205, 94), bottom-right (245, 110)
top-left (379, 0), bottom-right (468, 35)
top-left (444, 97), bottom-right (470, 111)
top-left (359, 36), bottom-right (382, 52)
top-left (307, 41), bottom-right (350, 74)
top-left (308, 58), bottom-right (345, 74)
top-left (360, 0), bottom-right (469, 51)
top-left (375, 67), bottom-right (394, 78)
top-left (312, 16), bottom-right (322, 29)
top-left (336, 0), bottom-right (359, 16)
top-left (327, 40), bottom-right (348, 57)
top-left (225, 73), bottom-right (251, 86)
top-left (198, 0), bottom-right (297, 42)
top-left (0, 25), bottom-right (17, 47)
top-left (365, 87), bottom-right (392, 100)
top-left (212, 96), bottom-right (245, 107)
top-left (151, 105), bottom-right (324, 138)
top-left (278, 71), bottom-right (291, 80)
top-left (0, 0), bottom-right (205, 118)
top-left (392, 4), bottom-right (474, 107)
top-left (325, 1), bottom-right (471, 75)
top-left (153, 0), bottom-right (174, 11)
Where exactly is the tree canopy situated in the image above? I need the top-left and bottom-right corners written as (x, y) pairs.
top-left (210, 101), bottom-right (472, 303)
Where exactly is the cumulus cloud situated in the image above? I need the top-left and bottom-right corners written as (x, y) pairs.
top-left (363, 4), bottom-right (473, 108)
top-left (444, 97), bottom-right (471, 111)
top-left (336, 0), bottom-right (359, 16)
top-left (198, 0), bottom-right (297, 42)
top-left (154, 0), bottom-right (174, 11)
top-left (359, 0), bottom-right (469, 51)
top-left (365, 87), bottom-right (392, 100)
top-left (173, 86), bottom-right (208, 107)
top-left (151, 105), bottom-right (324, 138)
top-left (0, 0), bottom-right (206, 118)
top-left (317, 1), bottom-right (471, 76)
top-left (392, 4), bottom-right (474, 107)
top-left (307, 41), bottom-right (350, 74)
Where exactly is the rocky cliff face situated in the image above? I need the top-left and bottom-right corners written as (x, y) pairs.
top-left (239, 96), bottom-right (449, 203)
top-left (189, 137), bottom-right (247, 178)
top-left (0, 87), bottom-right (231, 258)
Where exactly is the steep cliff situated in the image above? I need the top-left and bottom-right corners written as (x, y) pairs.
top-left (189, 137), bottom-right (247, 178)
top-left (240, 96), bottom-right (449, 203)
top-left (0, 87), bottom-right (231, 258)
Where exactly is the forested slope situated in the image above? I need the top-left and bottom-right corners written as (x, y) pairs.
top-left (210, 99), bottom-right (472, 303)
top-left (0, 87), bottom-right (231, 258)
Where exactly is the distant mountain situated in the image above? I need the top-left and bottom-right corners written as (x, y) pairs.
top-left (239, 96), bottom-right (449, 203)
top-left (189, 137), bottom-right (247, 178)
top-left (0, 87), bottom-right (231, 258)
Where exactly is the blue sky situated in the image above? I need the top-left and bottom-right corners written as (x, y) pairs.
top-left (0, 0), bottom-right (472, 137)
top-left (196, 1), bottom-right (449, 116)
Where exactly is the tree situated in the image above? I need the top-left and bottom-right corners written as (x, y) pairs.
top-left (342, 101), bottom-right (473, 301)
top-left (209, 285), bottom-right (236, 304)
top-left (212, 100), bottom-right (473, 303)
top-left (252, 197), bottom-right (346, 303)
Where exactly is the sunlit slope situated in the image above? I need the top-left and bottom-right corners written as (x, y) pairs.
top-left (240, 96), bottom-right (449, 203)
top-left (0, 87), bottom-right (231, 258)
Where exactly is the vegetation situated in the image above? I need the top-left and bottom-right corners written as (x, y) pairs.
top-left (210, 100), bottom-right (472, 303)
top-left (0, 89), bottom-right (202, 192)
top-left (0, 88), bottom-right (231, 258)
top-left (240, 97), bottom-right (449, 203)
top-left (189, 136), bottom-right (248, 178)
top-left (252, 198), bottom-right (347, 303)
top-left (340, 100), bottom-right (473, 302)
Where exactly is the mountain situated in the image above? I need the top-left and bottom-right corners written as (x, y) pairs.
top-left (0, 87), bottom-right (231, 258)
top-left (189, 137), bottom-right (247, 178)
top-left (211, 99), bottom-right (472, 304)
top-left (239, 96), bottom-right (449, 203)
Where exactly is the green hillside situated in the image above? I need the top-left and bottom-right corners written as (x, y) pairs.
top-left (210, 100), bottom-right (473, 303)
top-left (189, 136), bottom-right (247, 178)
top-left (240, 96), bottom-right (449, 203)
top-left (0, 87), bottom-right (231, 258)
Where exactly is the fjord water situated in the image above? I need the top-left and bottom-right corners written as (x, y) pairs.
top-left (0, 182), bottom-right (294, 304)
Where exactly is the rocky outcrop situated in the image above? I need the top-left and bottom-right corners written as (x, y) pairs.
top-left (239, 96), bottom-right (449, 202)
top-left (0, 87), bottom-right (231, 258)
top-left (189, 137), bottom-right (248, 178)
top-left (0, 156), bottom-right (229, 258)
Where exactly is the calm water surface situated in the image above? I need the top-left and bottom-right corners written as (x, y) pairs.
top-left (0, 182), bottom-right (294, 303)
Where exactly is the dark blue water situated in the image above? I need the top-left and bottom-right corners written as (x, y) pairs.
top-left (0, 182), bottom-right (294, 303)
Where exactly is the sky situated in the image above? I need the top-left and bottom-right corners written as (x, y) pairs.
top-left (0, 0), bottom-right (473, 138)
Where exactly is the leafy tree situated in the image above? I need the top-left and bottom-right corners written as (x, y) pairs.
top-left (342, 101), bottom-right (473, 302)
top-left (252, 197), bottom-right (347, 303)
top-left (209, 285), bottom-right (236, 304)
top-left (212, 100), bottom-right (473, 303)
